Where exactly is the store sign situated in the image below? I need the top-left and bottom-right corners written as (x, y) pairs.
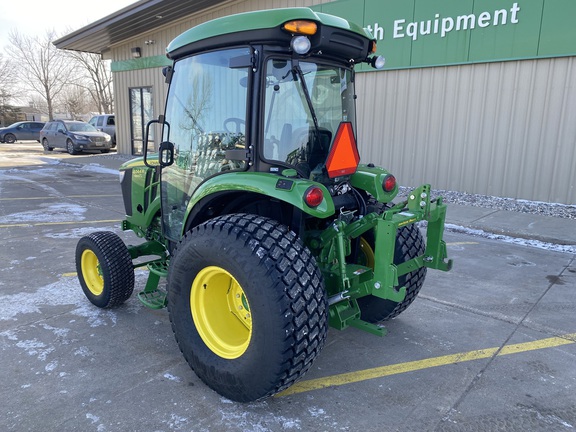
top-left (312, 0), bottom-right (576, 69)
top-left (386, 3), bottom-right (520, 41)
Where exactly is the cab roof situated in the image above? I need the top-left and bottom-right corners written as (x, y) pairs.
top-left (166, 7), bottom-right (374, 61)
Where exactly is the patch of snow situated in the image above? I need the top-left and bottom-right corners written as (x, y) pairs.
top-left (308, 407), bottom-right (325, 417)
top-left (0, 275), bottom-right (118, 327)
top-left (163, 373), bottom-right (181, 382)
top-left (81, 164), bottom-right (119, 176)
top-left (45, 360), bottom-right (58, 372)
top-left (74, 347), bottom-right (92, 357)
top-left (217, 403), bottom-right (302, 431)
top-left (0, 202), bottom-right (87, 224)
top-left (44, 226), bottom-right (121, 239)
top-left (446, 224), bottom-right (576, 254)
top-left (15, 338), bottom-right (55, 361)
top-left (163, 413), bottom-right (189, 429)
top-left (86, 413), bottom-right (100, 424)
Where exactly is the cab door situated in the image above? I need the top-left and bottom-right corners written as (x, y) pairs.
top-left (159, 47), bottom-right (252, 241)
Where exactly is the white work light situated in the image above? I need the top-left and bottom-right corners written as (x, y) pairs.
top-left (370, 55), bottom-right (386, 69)
top-left (291, 36), bottom-right (311, 55)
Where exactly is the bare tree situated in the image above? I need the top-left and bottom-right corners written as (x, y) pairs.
top-left (6, 30), bottom-right (76, 120)
top-left (0, 53), bottom-right (19, 126)
top-left (67, 51), bottom-right (114, 114)
top-left (59, 84), bottom-right (90, 120)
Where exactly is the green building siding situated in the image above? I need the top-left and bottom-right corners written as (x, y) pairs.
top-left (312, 0), bottom-right (576, 69)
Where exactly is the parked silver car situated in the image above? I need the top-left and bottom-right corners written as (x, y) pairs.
top-left (40, 120), bottom-right (112, 155)
top-left (0, 121), bottom-right (45, 143)
top-left (88, 114), bottom-right (116, 147)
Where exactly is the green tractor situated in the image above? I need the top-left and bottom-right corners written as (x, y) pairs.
top-left (75, 8), bottom-right (452, 402)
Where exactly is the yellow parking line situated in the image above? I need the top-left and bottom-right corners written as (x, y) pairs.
top-left (0, 219), bottom-right (121, 228)
top-left (278, 333), bottom-right (576, 397)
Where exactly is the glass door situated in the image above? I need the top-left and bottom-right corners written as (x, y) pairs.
top-left (129, 87), bottom-right (154, 155)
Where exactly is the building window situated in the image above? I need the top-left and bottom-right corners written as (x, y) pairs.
top-left (129, 87), bottom-right (154, 155)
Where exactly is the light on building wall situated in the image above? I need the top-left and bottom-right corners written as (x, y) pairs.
top-left (131, 47), bottom-right (142, 58)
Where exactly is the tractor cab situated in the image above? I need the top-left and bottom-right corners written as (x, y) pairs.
top-left (152, 8), bottom-right (384, 241)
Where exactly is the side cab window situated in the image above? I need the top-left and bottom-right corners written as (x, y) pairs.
top-left (160, 47), bottom-right (251, 241)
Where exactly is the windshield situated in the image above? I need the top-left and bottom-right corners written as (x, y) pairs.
top-left (66, 122), bottom-right (97, 133)
top-left (263, 58), bottom-right (356, 178)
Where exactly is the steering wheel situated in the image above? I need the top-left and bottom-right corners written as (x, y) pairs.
top-left (224, 118), bottom-right (245, 134)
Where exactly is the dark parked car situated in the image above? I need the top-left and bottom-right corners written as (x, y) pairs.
top-left (40, 120), bottom-right (112, 155)
top-left (88, 114), bottom-right (116, 147)
top-left (0, 121), bottom-right (45, 143)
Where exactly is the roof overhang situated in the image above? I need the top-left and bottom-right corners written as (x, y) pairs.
top-left (53, 0), bottom-right (232, 54)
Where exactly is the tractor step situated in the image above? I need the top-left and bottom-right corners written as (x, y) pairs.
top-left (137, 260), bottom-right (169, 309)
top-left (148, 260), bottom-right (169, 277)
top-left (137, 289), bottom-right (167, 309)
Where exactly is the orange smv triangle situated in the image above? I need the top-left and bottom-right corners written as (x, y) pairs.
top-left (325, 122), bottom-right (360, 178)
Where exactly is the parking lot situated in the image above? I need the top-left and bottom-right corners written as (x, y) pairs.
top-left (1, 142), bottom-right (575, 431)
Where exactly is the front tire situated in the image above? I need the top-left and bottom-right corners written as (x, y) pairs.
top-left (167, 214), bottom-right (328, 402)
top-left (67, 139), bottom-right (78, 155)
top-left (76, 231), bottom-right (135, 308)
top-left (4, 133), bottom-right (16, 144)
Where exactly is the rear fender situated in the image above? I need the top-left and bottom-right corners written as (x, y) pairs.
top-left (182, 172), bottom-right (335, 235)
top-left (350, 164), bottom-right (398, 203)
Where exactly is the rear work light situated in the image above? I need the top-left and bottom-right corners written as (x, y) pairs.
top-left (382, 174), bottom-right (397, 192)
top-left (283, 20), bottom-right (318, 35)
top-left (304, 186), bottom-right (324, 208)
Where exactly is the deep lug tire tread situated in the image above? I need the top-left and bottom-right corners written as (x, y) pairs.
top-left (167, 213), bottom-right (328, 402)
top-left (76, 231), bottom-right (135, 308)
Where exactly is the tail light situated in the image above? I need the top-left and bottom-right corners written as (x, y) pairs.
top-left (304, 186), bottom-right (324, 208)
top-left (382, 174), bottom-right (396, 192)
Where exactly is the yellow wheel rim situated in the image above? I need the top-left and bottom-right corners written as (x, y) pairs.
top-left (191, 266), bottom-right (252, 359)
top-left (81, 249), bottom-right (104, 296)
top-left (358, 237), bottom-right (375, 269)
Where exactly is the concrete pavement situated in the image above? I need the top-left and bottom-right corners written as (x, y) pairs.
top-left (2, 144), bottom-right (575, 431)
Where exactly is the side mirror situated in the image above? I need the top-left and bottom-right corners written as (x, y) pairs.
top-left (159, 141), bottom-right (174, 167)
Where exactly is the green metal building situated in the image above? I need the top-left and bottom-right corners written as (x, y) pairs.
top-left (55, 0), bottom-right (576, 204)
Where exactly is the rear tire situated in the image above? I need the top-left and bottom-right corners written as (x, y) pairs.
top-left (42, 139), bottom-right (53, 151)
top-left (76, 231), bottom-right (135, 308)
top-left (167, 213), bottom-right (328, 402)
